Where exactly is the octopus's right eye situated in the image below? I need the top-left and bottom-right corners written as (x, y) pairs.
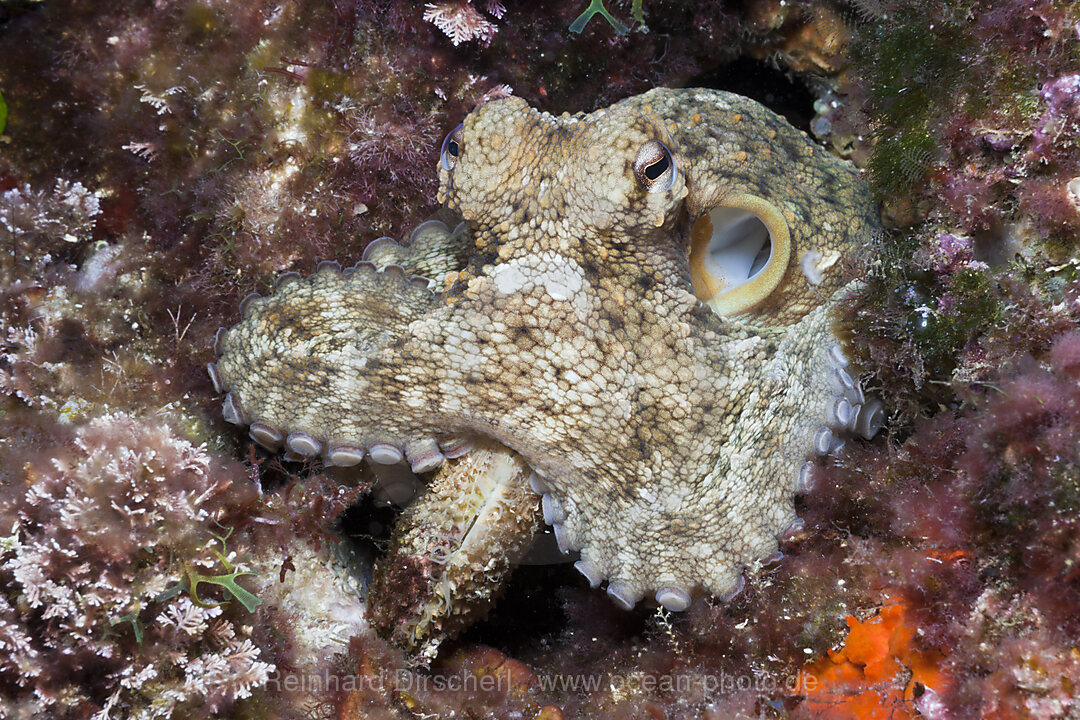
top-left (440, 123), bottom-right (464, 171)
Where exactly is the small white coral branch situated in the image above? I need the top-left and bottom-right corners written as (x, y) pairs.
top-left (181, 636), bottom-right (273, 702)
top-left (134, 83), bottom-right (185, 115)
top-left (423, 1), bottom-right (498, 46)
top-left (122, 141), bottom-right (159, 161)
top-left (160, 597), bottom-right (223, 636)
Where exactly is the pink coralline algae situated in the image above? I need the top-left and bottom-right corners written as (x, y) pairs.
top-left (0, 180), bottom-right (102, 283)
top-left (0, 413), bottom-right (270, 718)
top-left (1032, 73), bottom-right (1080, 156)
top-left (920, 234), bottom-right (988, 276)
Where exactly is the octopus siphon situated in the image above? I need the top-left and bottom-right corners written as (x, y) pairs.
top-left (208, 87), bottom-right (883, 661)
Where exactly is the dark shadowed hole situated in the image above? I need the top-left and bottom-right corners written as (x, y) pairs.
top-left (0, 1), bottom-right (45, 29)
top-left (337, 494), bottom-right (400, 595)
top-left (687, 55), bottom-right (817, 133)
top-left (456, 557), bottom-right (577, 657)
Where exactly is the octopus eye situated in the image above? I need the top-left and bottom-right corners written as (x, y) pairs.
top-left (688, 194), bottom-right (792, 315)
top-left (440, 123), bottom-right (464, 171)
top-left (633, 140), bottom-right (677, 193)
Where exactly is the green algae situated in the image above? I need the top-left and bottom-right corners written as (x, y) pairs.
top-left (853, 6), bottom-right (971, 200)
top-left (569, 0), bottom-right (639, 35)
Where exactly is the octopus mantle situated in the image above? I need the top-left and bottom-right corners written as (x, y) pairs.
top-left (210, 88), bottom-right (881, 619)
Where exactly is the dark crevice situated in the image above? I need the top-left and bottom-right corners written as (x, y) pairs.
top-left (686, 55), bottom-right (818, 133)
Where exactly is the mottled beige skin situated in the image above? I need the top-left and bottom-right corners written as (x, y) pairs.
top-left (216, 88), bottom-right (879, 607)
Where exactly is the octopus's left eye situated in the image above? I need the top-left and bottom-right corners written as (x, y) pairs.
top-left (633, 140), bottom-right (677, 193)
top-left (440, 123), bottom-right (464, 171)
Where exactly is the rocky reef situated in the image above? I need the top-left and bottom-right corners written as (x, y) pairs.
top-left (1, 0), bottom-right (1079, 718)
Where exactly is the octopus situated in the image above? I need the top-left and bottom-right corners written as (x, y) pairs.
top-left (208, 87), bottom-right (882, 660)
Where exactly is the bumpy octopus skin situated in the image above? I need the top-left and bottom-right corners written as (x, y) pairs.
top-left (211, 87), bottom-right (881, 614)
